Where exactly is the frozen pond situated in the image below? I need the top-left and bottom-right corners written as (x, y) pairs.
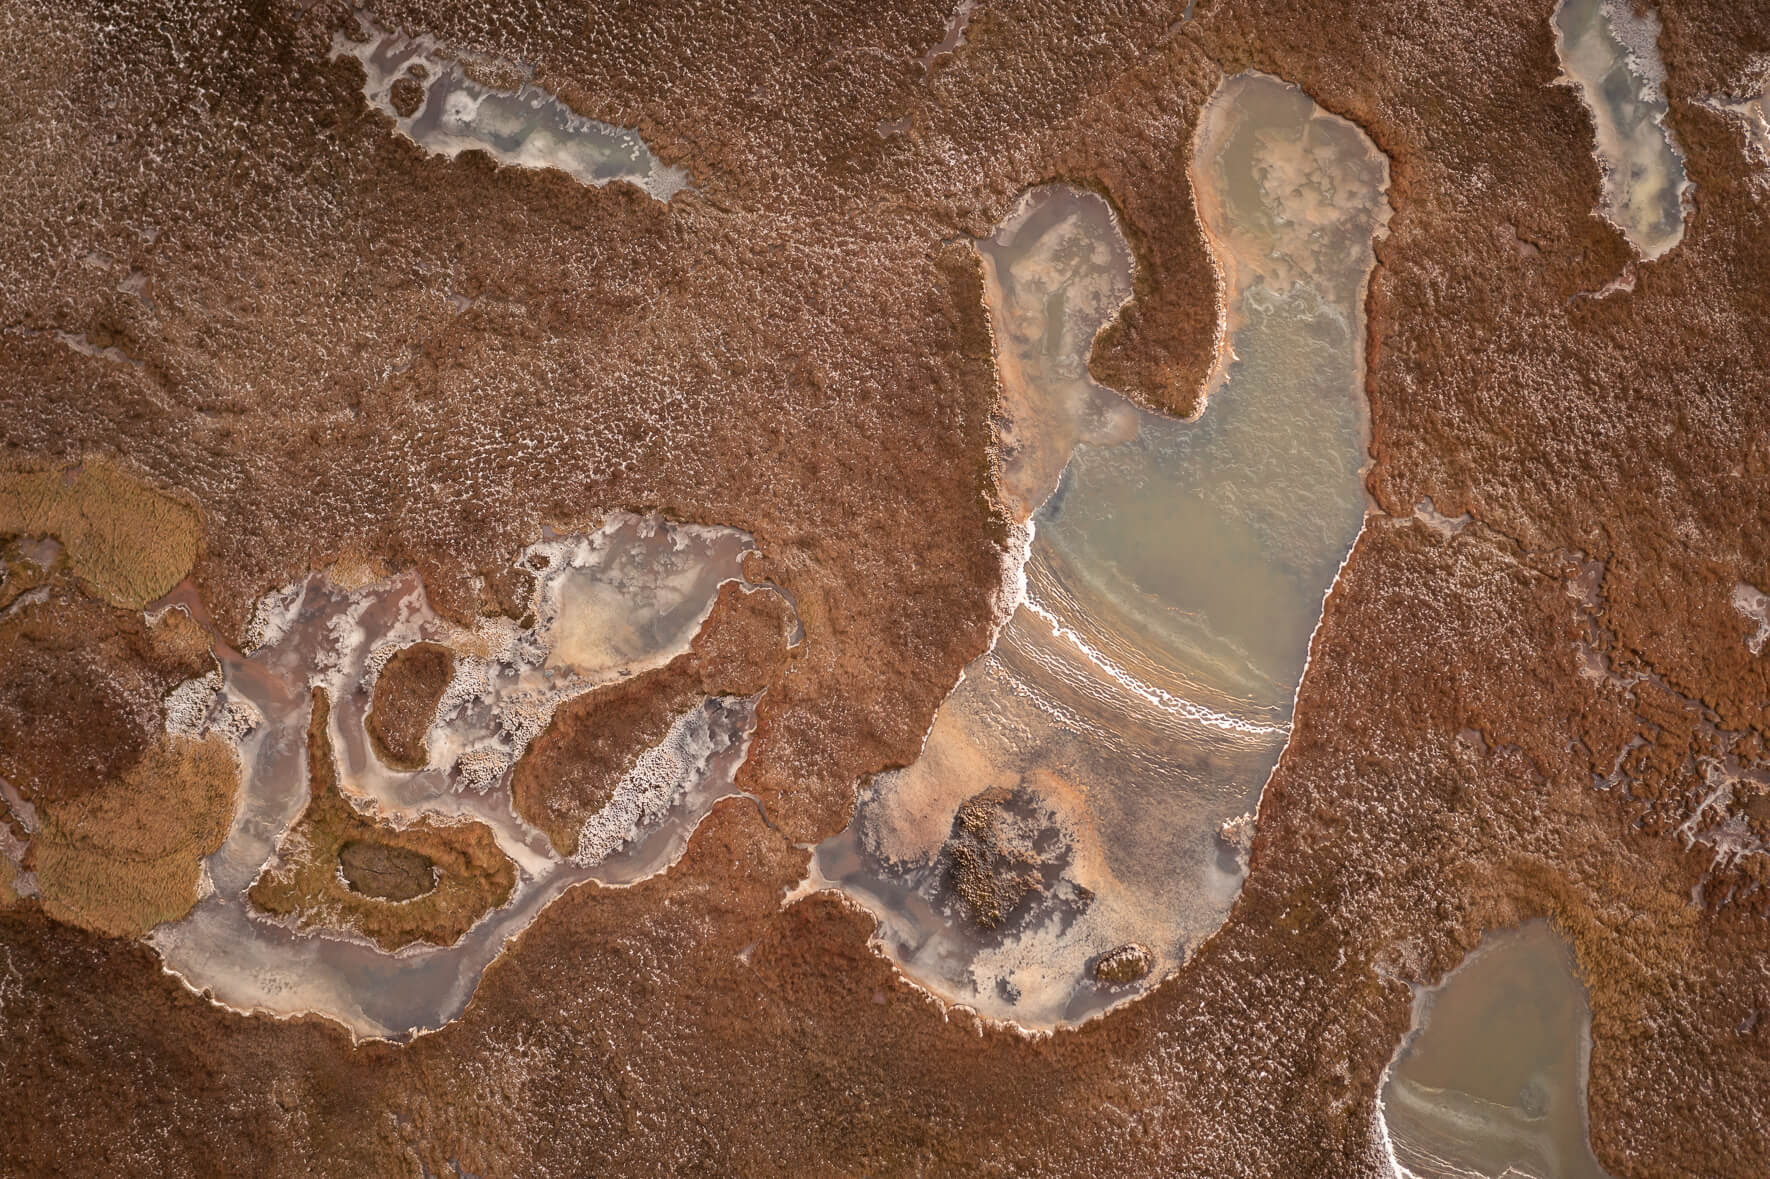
top-left (1553, 0), bottom-right (1689, 259)
top-left (807, 73), bottom-right (1390, 1025)
top-left (1381, 922), bottom-right (1612, 1179)
top-left (150, 515), bottom-right (786, 1040)
top-left (332, 16), bottom-right (689, 200)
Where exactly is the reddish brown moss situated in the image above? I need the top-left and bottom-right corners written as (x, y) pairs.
top-left (364, 640), bottom-right (454, 770)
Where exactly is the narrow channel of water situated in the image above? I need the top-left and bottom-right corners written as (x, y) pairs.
top-left (331, 15), bottom-right (689, 200)
top-left (149, 515), bottom-right (783, 1040)
top-left (1553, 0), bottom-right (1689, 259)
top-left (807, 73), bottom-right (1390, 1026)
top-left (1381, 922), bottom-right (1612, 1179)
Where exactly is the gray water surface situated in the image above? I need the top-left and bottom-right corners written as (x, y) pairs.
top-left (1381, 922), bottom-right (1612, 1179)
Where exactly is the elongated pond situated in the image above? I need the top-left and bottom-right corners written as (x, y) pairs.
top-left (1381, 922), bottom-right (1612, 1179)
top-left (333, 15), bottom-right (689, 200)
top-left (1553, 0), bottom-right (1688, 259)
top-left (150, 514), bottom-right (788, 1040)
top-left (807, 73), bottom-right (1391, 1025)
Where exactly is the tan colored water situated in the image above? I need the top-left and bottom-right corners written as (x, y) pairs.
top-left (808, 73), bottom-right (1390, 1026)
top-left (1381, 922), bottom-right (1612, 1179)
top-left (1553, 0), bottom-right (1689, 259)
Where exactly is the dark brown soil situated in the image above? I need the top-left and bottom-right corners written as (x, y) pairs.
top-left (339, 839), bottom-right (437, 902)
top-left (1093, 943), bottom-right (1154, 985)
top-left (510, 661), bottom-right (703, 857)
top-left (942, 785), bottom-right (1067, 931)
top-left (389, 75), bottom-right (424, 118)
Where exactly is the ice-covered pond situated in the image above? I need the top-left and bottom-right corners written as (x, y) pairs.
top-left (332, 15), bottom-right (689, 200)
top-left (805, 73), bottom-right (1391, 1025)
top-left (1553, 0), bottom-right (1689, 259)
top-left (1381, 922), bottom-right (1612, 1179)
top-left (150, 515), bottom-right (786, 1040)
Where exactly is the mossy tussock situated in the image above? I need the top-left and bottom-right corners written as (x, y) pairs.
top-left (248, 689), bottom-right (515, 952)
top-left (0, 460), bottom-right (202, 609)
top-left (0, 586), bottom-right (236, 937)
top-left (364, 640), bottom-right (455, 770)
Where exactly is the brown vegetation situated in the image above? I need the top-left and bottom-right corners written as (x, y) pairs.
top-left (364, 640), bottom-right (454, 770)
top-left (0, 585), bottom-right (235, 937)
top-left (248, 689), bottom-right (514, 951)
top-left (0, 461), bottom-right (201, 609)
top-left (2, 0), bottom-right (1769, 1174)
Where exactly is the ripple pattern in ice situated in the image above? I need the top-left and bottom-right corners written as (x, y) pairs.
top-left (1380, 922), bottom-right (1612, 1179)
top-left (810, 73), bottom-right (1390, 1025)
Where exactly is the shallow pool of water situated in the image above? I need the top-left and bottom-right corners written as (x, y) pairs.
top-left (150, 514), bottom-right (784, 1040)
top-left (332, 17), bottom-right (689, 200)
top-left (1381, 922), bottom-right (1612, 1179)
top-left (809, 73), bottom-right (1390, 1026)
top-left (1553, 0), bottom-right (1689, 259)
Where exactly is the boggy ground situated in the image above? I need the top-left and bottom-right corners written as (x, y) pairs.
top-left (512, 581), bottom-right (793, 856)
top-left (247, 688), bottom-right (515, 952)
top-left (1, 0), bottom-right (1768, 1175)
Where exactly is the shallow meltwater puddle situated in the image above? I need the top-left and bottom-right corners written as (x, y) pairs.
top-left (332, 15), bottom-right (689, 200)
top-left (150, 514), bottom-right (787, 1040)
top-left (806, 73), bottom-right (1390, 1026)
top-left (1381, 923), bottom-right (1612, 1179)
top-left (1553, 0), bottom-right (1689, 259)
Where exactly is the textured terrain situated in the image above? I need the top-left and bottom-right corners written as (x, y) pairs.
top-left (0, 585), bottom-right (236, 937)
top-left (2, 0), bottom-right (1768, 1175)
top-left (246, 689), bottom-right (515, 952)
top-left (364, 640), bottom-right (455, 770)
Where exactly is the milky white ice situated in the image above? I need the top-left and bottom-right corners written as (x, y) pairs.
top-left (1731, 582), bottom-right (1770, 655)
top-left (1706, 68), bottom-right (1770, 178)
top-left (332, 15), bottom-right (689, 200)
top-left (1553, 0), bottom-right (1690, 259)
top-left (149, 514), bottom-right (789, 1041)
top-left (808, 72), bottom-right (1391, 1027)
